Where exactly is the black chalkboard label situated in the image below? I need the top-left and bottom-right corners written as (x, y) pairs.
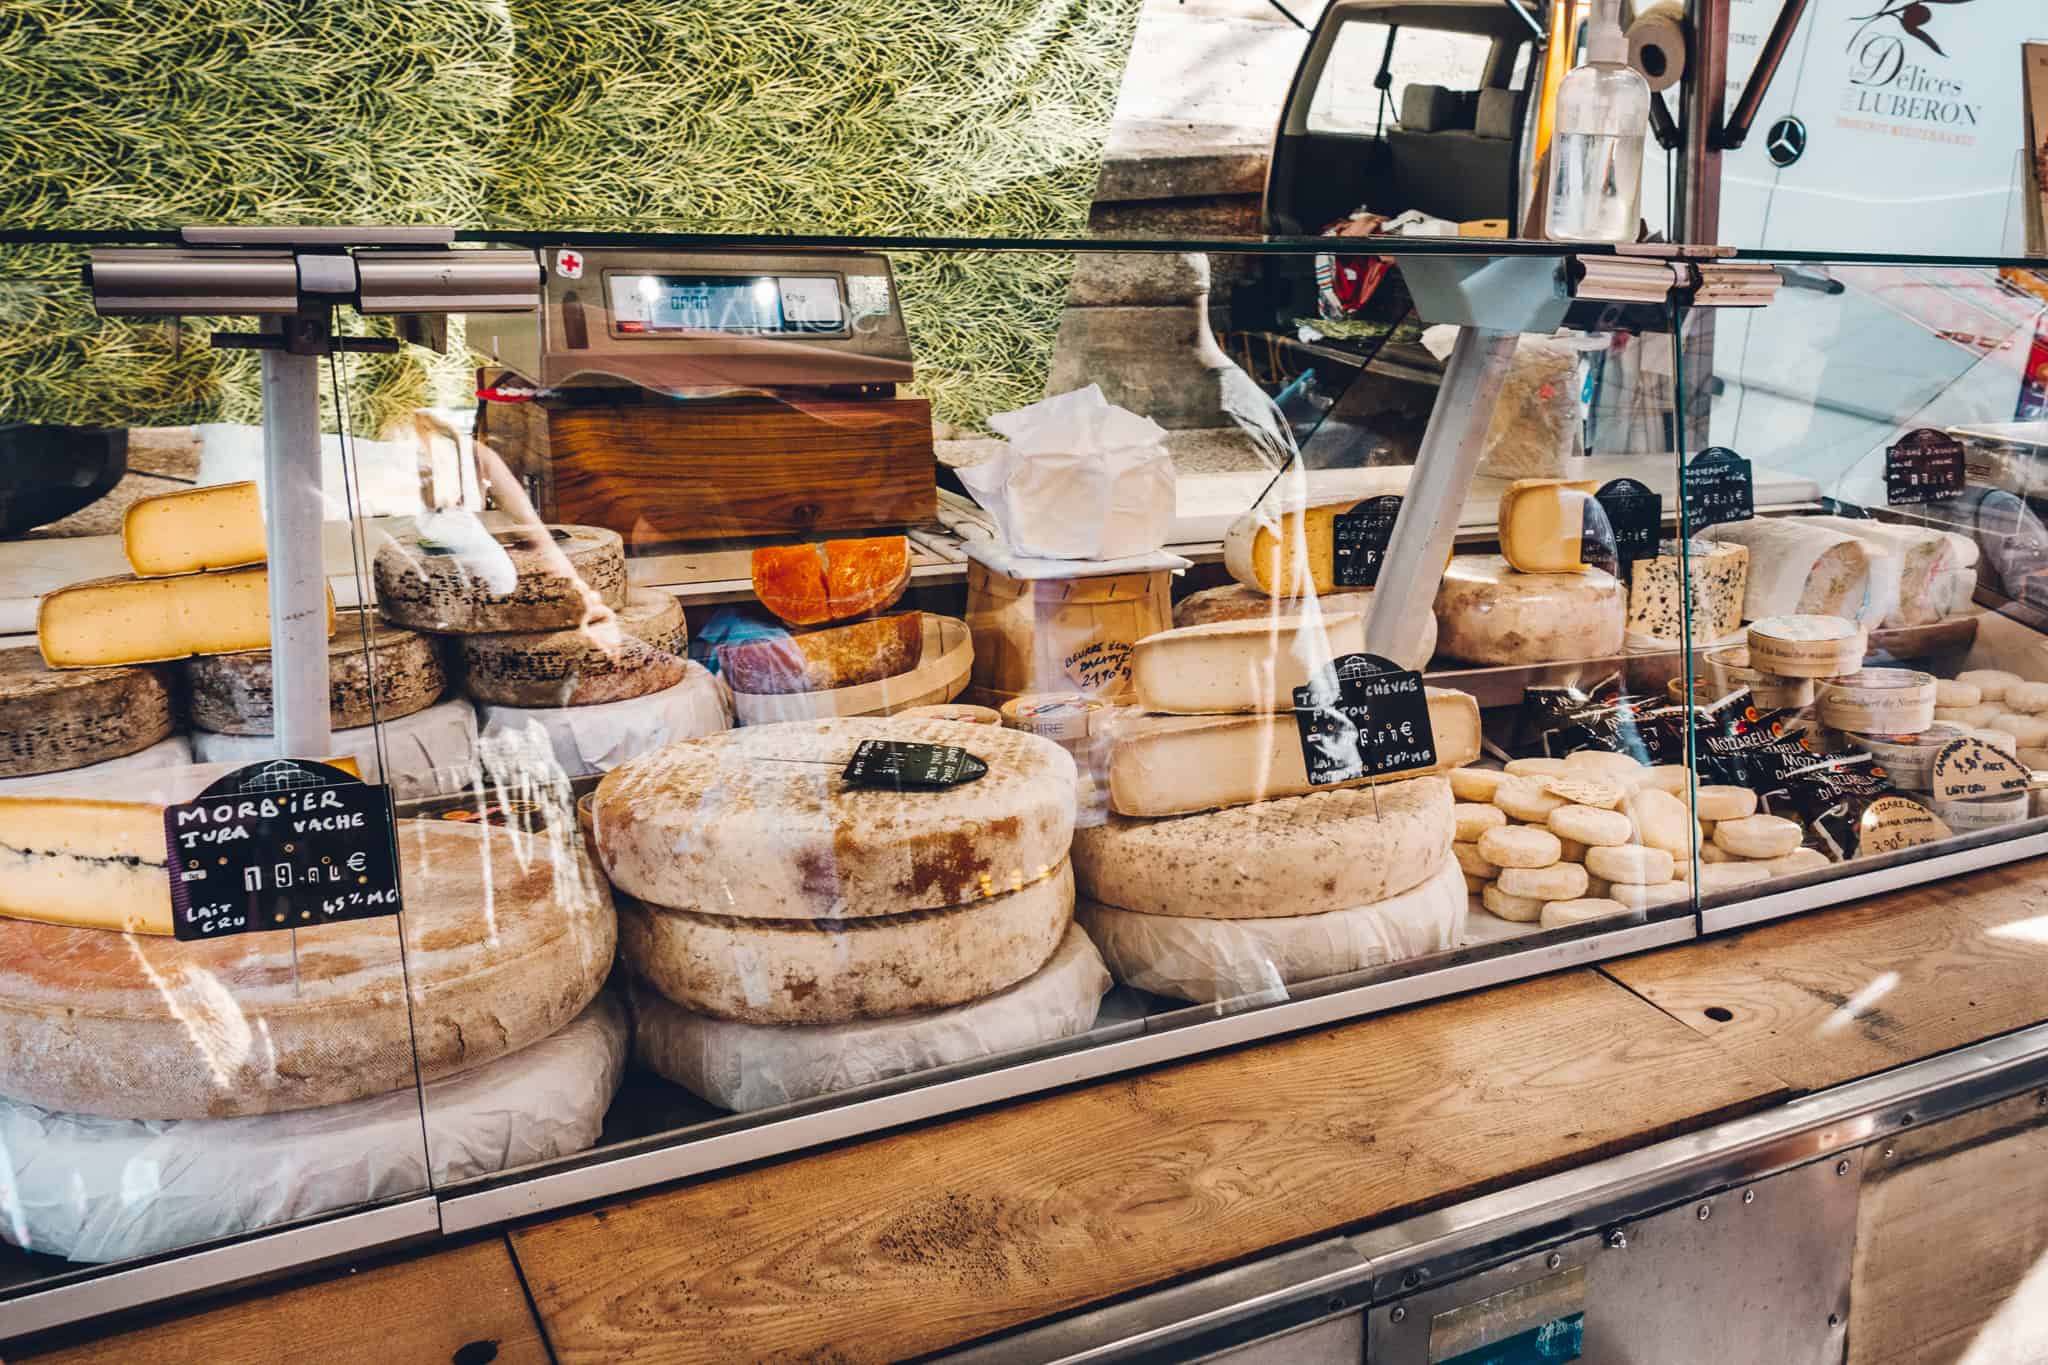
top-left (163, 760), bottom-right (400, 942)
top-left (1291, 653), bottom-right (1437, 786)
top-left (1886, 427), bottom-right (1966, 505)
top-left (1332, 495), bottom-right (1404, 587)
top-left (1683, 447), bottom-right (1754, 535)
top-left (1594, 478), bottom-right (1662, 575)
top-left (843, 740), bottom-right (989, 790)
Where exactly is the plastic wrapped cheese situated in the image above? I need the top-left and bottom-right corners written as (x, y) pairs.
top-left (0, 993), bottom-right (625, 1264)
top-left (0, 734), bottom-right (193, 797)
top-left (189, 698), bottom-right (478, 801)
top-left (478, 663), bottom-right (732, 778)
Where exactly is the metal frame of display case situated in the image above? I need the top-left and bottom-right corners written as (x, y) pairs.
top-left (5, 233), bottom-right (2047, 1344)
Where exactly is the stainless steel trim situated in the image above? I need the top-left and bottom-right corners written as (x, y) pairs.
top-left (940, 1241), bottom-right (1368, 1365)
top-left (439, 918), bottom-right (1695, 1232)
top-left (1701, 830), bottom-right (2048, 934)
top-left (180, 226), bottom-right (456, 247)
top-left (0, 1197), bottom-right (440, 1343)
top-left (354, 250), bottom-right (542, 314)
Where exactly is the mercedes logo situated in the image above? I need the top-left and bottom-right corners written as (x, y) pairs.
top-left (1766, 116), bottom-right (1806, 168)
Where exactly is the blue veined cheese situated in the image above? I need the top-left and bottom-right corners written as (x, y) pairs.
top-left (1624, 540), bottom-right (1748, 647)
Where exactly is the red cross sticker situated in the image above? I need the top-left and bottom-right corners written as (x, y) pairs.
top-left (554, 249), bottom-right (583, 279)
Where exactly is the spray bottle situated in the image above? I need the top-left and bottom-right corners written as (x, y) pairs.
top-left (1544, 0), bottom-right (1651, 242)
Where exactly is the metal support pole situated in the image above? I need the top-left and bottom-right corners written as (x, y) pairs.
top-left (1363, 326), bottom-right (1521, 663)
top-left (260, 345), bottom-right (333, 760)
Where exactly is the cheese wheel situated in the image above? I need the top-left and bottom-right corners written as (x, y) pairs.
top-left (1547, 803), bottom-right (1632, 847)
top-left (1449, 767), bottom-right (1510, 803)
top-left (0, 819), bottom-right (614, 1119)
top-left (899, 703), bottom-right (1003, 725)
top-left (1170, 584), bottom-right (1438, 672)
top-left (628, 924), bottom-right (1109, 1112)
top-left (459, 588), bottom-right (687, 707)
top-left (0, 734), bottom-right (193, 797)
top-left (1494, 777), bottom-right (1568, 824)
top-left (1477, 824), bottom-right (1561, 869)
top-left (1697, 862), bottom-right (1769, 892)
top-left (1608, 880), bottom-right (1693, 910)
top-left (1696, 643), bottom-right (1815, 710)
top-left (184, 610), bottom-right (449, 734)
top-left (1847, 723), bottom-right (1968, 790)
top-left (1585, 843), bottom-right (1674, 883)
top-left (1957, 670), bottom-right (2022, 703)
top-left (1973, 727), bottom-right (2020, 756)
top-left (1756, 847), bottom-right (1831, 878)
top-left (1557, 836), bottom-right (1590, 862)
top-left (1803, 516), bottom-right (1959, 628)
top-left (1130, 613), bottom-right (1365, 714)
top-left (1934, 791), bottom-right (2029, 831)
top-left (2006, 682), bottom-right (2048, 715)
top-left (191, 698), bottom-right (479, 803)
top-left (1504, 757), bottom-right (1571, 778)
top-left (1538, 776), bottom-right (1626, 811)
top-left (1498, 478), bottom-right (1601, 574)
top-left (1704, 518), bottom-right (1872, 621)
top-left (618, 863), bottom-right (1071, 1025)
top-left (1641, 765), bottom-right (1691, 796)
top-left (1815, 670), bottom-right (1937, 735)
top-left (592, 717), bottom-right (1077, 918)
top-left (1695, 785), bottom-right (1758, 821)
top-left (1746, 615), bottom-right (1866, 678)
top-left (719, 612), bottom-right (924, 698)
top-left (1481, 882), bottom-right (1544, 923)
top-left (1453, 840), bottom-right (1498, 879)
top-left (1562, 750), bottom-right (1650, 784)
top-left (1539, 897), bottom-right (1631, 930)
top-left (1223, 494), bottom-right (1395, 598)
top-left (1624, 786), bottom-right (1694, 857)
top-left (1712, 814), bottom-right (1805, 859)
top-left (1698, 842), bottom-right (1737, 864)
top-left (1991, 713), bottom-right (2048, 748)
top-left (1497, 861), bottom-right (1589, 901)
top-left (1433, 556), bottom-right (1625, 665)
top-left (1077, 859), bottom-right (1465, 1004)
top-left (1934, 680), bottom-right (1982, 708)
top-left (1454, 802), bottom-right (1507, 841)
top-left (1074, 776), bottom-right (1452, 920)
top-left (0, 646), bottom-right (175, 778)
top-left (374, 524), bottom-right (626, 633)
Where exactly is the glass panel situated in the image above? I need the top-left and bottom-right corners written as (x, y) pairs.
top-left (1694, 259), bottom-right (2048, 912)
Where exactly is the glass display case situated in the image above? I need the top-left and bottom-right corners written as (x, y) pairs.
top-left (1, 226), bottom-right (2043, 1336)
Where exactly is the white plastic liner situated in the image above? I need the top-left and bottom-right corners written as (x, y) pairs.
top-left (189, 698), bottom-right (478, 801)
top-left (0, 734), bottom-right (193, 796)
top-left (478, 663), bottom-right (731, 778)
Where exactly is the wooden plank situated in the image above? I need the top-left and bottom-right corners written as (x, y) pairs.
top-left (15, 1237), bottom-right (548, 1365)
top-left (1603, 859), bottom-right (2048, 1093)
top-left (510, 970), bottom-right (1787, 1364)
top-left (1849, 1094), bottom-right (2048, 1365)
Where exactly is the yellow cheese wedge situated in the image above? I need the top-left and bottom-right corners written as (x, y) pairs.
top-left (122, 480), bottom-right (266, 577)
top-left (38, 567), bottom-right (335, 669)
top-left (1498, 478), bottom-right (1599, 574)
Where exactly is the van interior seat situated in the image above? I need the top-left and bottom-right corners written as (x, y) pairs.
top-left (1384, 83), bottom-right (1524, 225)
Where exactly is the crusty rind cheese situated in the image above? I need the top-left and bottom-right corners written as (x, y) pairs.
top-left (1433, 556), bottom-right (1625, 666)
top-left (0, 647), bottom-right (175, 778)
top-left (183, 610), bottom-right (448, 734)
top-left (1107, 687), bottom-right (1481, 817)
top-left (0, 818), bottom-right (614, 1119)
top-left (617, 862), bottom-right (1072, 1025)
top-left (590, 717), bottom-right (1078, 919)
top-left (38, 567), bottom-right (335, 668)
top-left (1131, 613), bottom-right (1365, 714)
top-left (1078, 858), bottom-right (1465, 1003)
top-left (1173, 584), bottom-right (1438, 670)
top-left (1498, 478), bottom-right (1599, 574)
top-left (1074, 776), bottom-right (1451, 919)
top-left (458, 588), bottom-right (687, 707)
top-left (1222, 496), bottom-right (1363, 598)
top-left (122, 480), bottom-right (266, 577)
top-left (374, 524), bottom-right (626, 634)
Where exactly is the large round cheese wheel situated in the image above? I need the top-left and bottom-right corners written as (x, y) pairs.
top-left (592, 717), bottom-right (1078, 918)
top-left (1433, 555), bottom-right (1625, 665)
top-left (1171, 584), bottom-right (1438, 669)
top-left (479, 663), bottom-right (732, 779)
top-left (189, 698), bottom-right (479, 802)
top-left (0, 734), bottom-right (193, 797)
top-left (1072, 776), bottom-right (1451, 919)
top-left (0, 647), bottom-right (175, 779)
top-left (0, 819), bottom-right (614, 1119)
top-left (628, 923), bottom-right (1110, 1112)
top-left (182, 611), bottom-right (448, 734)
top-left (619, 861), bottom-right (1072, 1025)
top-left (374, 523), bottom-right (627, 634)
top-left (458, 588), bottom-right (687, 707)
top-left (1078, 857), bottom-right (1466, 1003)
top-left (1, 992), bottom-right (626, 1264)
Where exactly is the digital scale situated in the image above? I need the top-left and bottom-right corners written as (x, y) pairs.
top-left (469, 248), bottom-right (936, 544)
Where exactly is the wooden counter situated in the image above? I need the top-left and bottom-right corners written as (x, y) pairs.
top-left (17, 858), bottom-right (2048, 1363)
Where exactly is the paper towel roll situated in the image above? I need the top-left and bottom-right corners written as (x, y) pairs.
top-left (1628, 2), bottom-right (1686, 92)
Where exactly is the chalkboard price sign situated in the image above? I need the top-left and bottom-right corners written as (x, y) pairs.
top-left (1885, 427), bottom-right (1965, 505)
top-left (1594, 477), bottom-right (1663, 575)
top-left (1683, 447), bottom-right (1754, 535)
top-left (1291, 653), bottom-right (1437, 786)
top-left (1331, 495), bottom-right (1404, 587)
top-left (162, 760), bottom-right (401, 942)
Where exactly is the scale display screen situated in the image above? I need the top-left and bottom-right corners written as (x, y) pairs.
top-left (607, 273), bottom-right (845, 336)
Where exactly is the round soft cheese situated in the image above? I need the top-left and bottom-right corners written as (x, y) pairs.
top-left (1073, 776), bottom-right (1451, 920)
top-left (374, 523), bottom-right (627, 634)
top-left (1077, 857), bottom-right (1466, 1004)
top-left (618, 862), bottom-right (1072, 1025)
top-left (1746, 615), bottom-right (1867, 678)
top-left (458, 588), bottom-right (687, 707)
top-left (182, 610), bottom-right (448, 735)
top-left (0, 647), bottom-right (175, 779)
top-left (0, 819), bottom-right (614, 1120)
top-left (592, 717), bottom-right (1077, 918)
top-left (1433, 556), bottom-right (1625, 666)
top-left (1815, 669), bottom-right (1936, 735)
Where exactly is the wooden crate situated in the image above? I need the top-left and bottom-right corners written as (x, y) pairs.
top-left (963, 558), bottom-right (1172, 705)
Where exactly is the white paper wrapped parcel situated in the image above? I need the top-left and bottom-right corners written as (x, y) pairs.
top-left (957, 384), bottom-right (1175, 560)
top-left (0, 993), bottom-right (626, 1264)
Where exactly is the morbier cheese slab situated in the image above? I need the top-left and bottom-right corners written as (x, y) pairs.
top-left (122, 480), bottom-right (266, 577)
top-left (38, 567), bottom-right (335, 668)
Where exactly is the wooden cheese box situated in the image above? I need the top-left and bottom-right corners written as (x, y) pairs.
top-left (964, 559), bottom-right (1172, 706)
top-left (478, 389), bottom-right (936, 545)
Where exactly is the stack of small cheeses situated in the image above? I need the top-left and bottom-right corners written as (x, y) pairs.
top-left (1437, 480), bottom-right (1630, 665)
top-left (1451, 752), bottom-right (1811, 926)
top-left (585, 716), bottom-right (1110, 1111)
top-left (1070, 610), bottom-right (1483, 1002)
